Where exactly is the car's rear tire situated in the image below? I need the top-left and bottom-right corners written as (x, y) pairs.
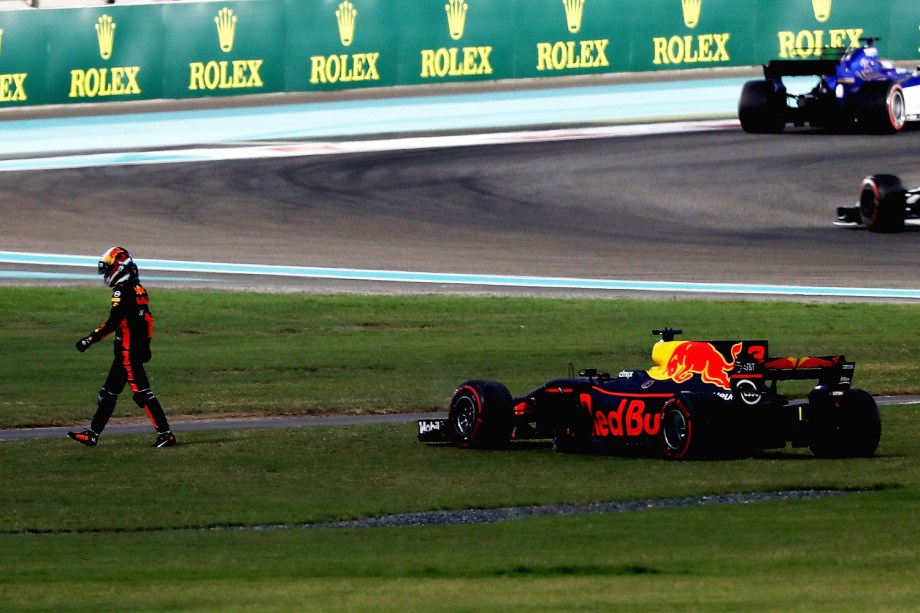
top-left (738, 80), bottom-right (786, 134)
top-left (660, 397), bottom-right (708, 460)
top-left (808, 388), bottom-right (881, 458)
top-left (854, 81), bottom-right (906, 134)
top-left (448, 380), bottom-right (514, 449)
top-left (859, 174), bottom-right (907, 233)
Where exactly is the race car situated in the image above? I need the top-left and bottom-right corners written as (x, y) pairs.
top-left (739, 38), bottom-right (920, 134)
top-left (418, 329), bottom-right (881, 460)
top-left (835, 174), bottom-right (920, 232)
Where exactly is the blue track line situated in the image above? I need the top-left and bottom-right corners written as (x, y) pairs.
top-left (2, 252), bottom-right (918, 300)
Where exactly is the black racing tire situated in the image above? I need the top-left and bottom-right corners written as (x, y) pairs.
top-left (854, 81), bottom-right (906, 134)
top-left (809, 388), bottom-right (881, 458)
top-left (859, 174), bottom-right (907, 233)
top-left (447, 380), bottom-right (514, 449)
top-left (738, 80), bottom-right (786, 134)
top-left (660, 396), bottom-right (706, 460)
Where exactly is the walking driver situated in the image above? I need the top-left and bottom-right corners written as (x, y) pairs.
top-left (68, 247), bottom-right (176, 448)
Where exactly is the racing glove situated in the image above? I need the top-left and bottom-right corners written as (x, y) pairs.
top-left (76, 336), bottom-right (94, 352)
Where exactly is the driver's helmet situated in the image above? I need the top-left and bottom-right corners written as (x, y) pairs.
top-left (97, 246), bottom-right (138, 287)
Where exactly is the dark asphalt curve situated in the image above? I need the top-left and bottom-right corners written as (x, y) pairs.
top-left (1, 126), bottom-right (919, 293)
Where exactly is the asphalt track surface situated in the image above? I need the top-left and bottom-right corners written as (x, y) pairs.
top-left (2, 121), bottom-right (919, 297)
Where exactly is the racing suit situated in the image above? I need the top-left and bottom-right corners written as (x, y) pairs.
top-left (77, 281), bottom-right (172, 435)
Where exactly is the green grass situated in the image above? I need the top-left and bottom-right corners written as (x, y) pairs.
top-left (2, 412), bottom-right (913, 533)
top-left (2, 288), bottom-right (920, 427)
top-left (2, 493), bottom-right (918, 612)
top-left (2, 288), bottom-right (920, 611)
top-left (1, 408), bottom-right (919, 611)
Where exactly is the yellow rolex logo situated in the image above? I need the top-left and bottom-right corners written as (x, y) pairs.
top-left (562, 0), bottom-right (585, 34)
top-left (215, 7), bottom-right (237, 53)
top-left (681, 0), bottom-right (702, 29)
top-left (812, 0), bottom-right (831, 23)
top-left (445, 0), bottom-right (468, 41)
top-left (95, 15), bottom-right (116, 60)
top-left (336, 1), bottom-right (357, 47)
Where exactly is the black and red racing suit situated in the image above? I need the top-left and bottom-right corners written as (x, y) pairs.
top-left (80, 281), bottom-right (171, 435)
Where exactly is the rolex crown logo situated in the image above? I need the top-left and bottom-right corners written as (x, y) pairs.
top-left (444, 0), bottom-right (468, 41)
top-left (561, 0), bottom-right (585, 34)
top-left (681, 0), bottom-right (702, 29)
top-left (336, 1), bottom-right (357, 47)
top-left (95, 15), bottom-right (116, 61)
top-left (812, 0), bottom-right (831, 23)
top-left (215, 7), bottom-right (238, 53)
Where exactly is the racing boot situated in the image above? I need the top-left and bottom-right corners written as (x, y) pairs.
top-left (67, 429), bottom-right (99, 447)
top-left (152, 431), bottom-right (177, 448)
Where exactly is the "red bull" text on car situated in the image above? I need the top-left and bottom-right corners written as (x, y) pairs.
top-left (418, 329), bottom-right (881, 460)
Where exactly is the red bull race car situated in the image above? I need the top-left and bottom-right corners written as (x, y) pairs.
top-left (834, 174), bottom-right (920, 232)
top-left (418, 329), bottom-right (881, 460)
top-left (738, 38), bottom-right (920, 134)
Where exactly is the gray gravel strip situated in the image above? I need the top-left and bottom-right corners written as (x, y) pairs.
top-left (309, 490), bottom-right (850, 528)
top-left (210, 489), bottom-right (852, 531)
top-left (12, 490), bottom-right (856, 536)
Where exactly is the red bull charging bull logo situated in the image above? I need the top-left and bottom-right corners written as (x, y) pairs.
top-left (648, 341), bottom-right (743, 390)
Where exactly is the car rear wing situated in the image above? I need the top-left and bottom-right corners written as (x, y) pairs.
top-left (763, 59), bottom-right (839, 79)
top-left (762, 356), bottom-right (855, 390)
top-left (720, 340), bottom-right (855, 399)
top-left (731, 349), bottom-right (855, 396)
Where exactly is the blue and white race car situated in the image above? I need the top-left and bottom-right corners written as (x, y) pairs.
top-left (739, 39), bottom-right (920, 134)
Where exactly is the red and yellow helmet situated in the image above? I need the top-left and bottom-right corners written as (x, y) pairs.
top-left (97, 246), bottom-right (138, 287)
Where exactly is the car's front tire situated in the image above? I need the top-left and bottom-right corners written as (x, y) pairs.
top-left (448, 380), bottom-right (514, 449)
top-left (859, 174), bottom-right (907, 233)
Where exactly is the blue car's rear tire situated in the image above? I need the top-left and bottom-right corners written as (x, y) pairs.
top-left (739, 80), bottom-right (786, 134)
top-left (854, 81), bottom-right (906, 134)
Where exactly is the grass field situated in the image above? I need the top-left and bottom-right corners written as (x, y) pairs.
top-left (2, 288), bottom-right (919, 611)
top-left (2, 287), bottom-right (920, 427)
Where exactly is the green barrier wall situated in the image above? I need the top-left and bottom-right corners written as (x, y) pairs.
top-left (1, 0), bottom-right (918, 108)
